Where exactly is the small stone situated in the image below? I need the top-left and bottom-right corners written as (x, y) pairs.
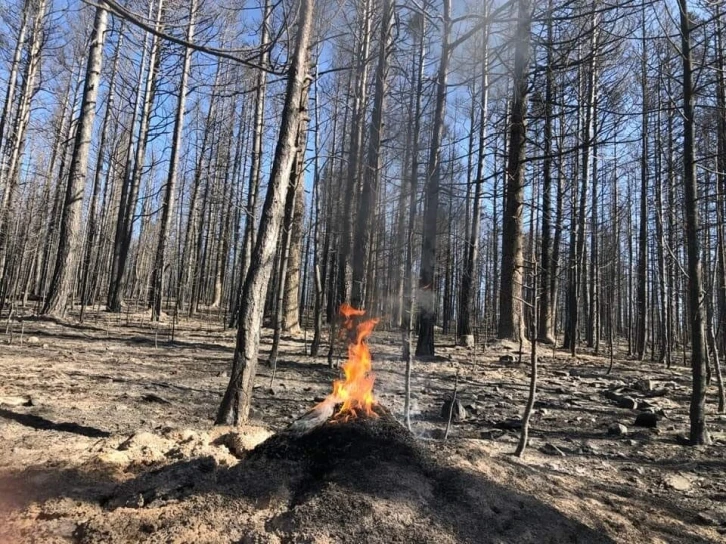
top-left (26, 336), bottom-right (40, 344)
top-left (540, 443), bottom-right (566, 456)
top-left (696, 512), bottom-right (720, 526)
top-left (635, 379), bottom-right (654, 392)
top-left (608, 423), bottom-right (628, 436)
top-left (634, 412), bottom-right (659, 428)
top-left (0, 396), bottom-right (32, 407)
top-left (216, 371), bottom-right (228, 378)
top-left (423, 428), bottom-right (445, 440)
top-left (494, 418), bottom-right (522, 430)
top-left (665, 474), bottom-right (692, 491)
top-left (460, 335), bottom-right (475, 348)
top-left (441, 398), bottom-right (467, 421)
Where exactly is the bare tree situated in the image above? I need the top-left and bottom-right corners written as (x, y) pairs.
top-left (216, 0), bottom-right (314, 425)
top-left (42, 4), bottom-right (109, 317)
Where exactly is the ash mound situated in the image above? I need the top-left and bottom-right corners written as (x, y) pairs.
top-left (83, 406), bottom-right (612, 544)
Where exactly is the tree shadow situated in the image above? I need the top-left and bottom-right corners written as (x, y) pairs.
top-left (0, 408), bottom-right (110, 438)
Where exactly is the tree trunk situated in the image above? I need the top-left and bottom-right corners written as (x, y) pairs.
top-left (351, 0), bottom-right (393, 310)
top-left (678, 0), bottom-right (710, 445)
top-left (108, 0), bottom-right (164, 312)
top-left (42, 4), bottom-right (108, 316)
top-left (216, 0), bottom-right (314, 425)
top-left (150, 0), bottom-right (196, 320)
top-left (416, 0), bottom-right (451, 356)
top-left (458, 15), bottom-right (489, 346)
top-left (537, 3), bottom-right (555, 344)
top-left (0, 0), bottom-right (47, 277)
top-left (231, 0), bottom-right (270, 327)
top-left (498, 0), bottom-right (531, 342)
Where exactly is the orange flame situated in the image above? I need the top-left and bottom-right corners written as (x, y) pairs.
top-left (326, 304), bottom-right (379, 419)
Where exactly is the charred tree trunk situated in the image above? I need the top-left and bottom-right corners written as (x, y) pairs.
top-left (42, 4), bottom-right (108, 317)
top-left (458, 16), bottom-right (489, 347)
top-left (416, 0), bottom-right (451, 356)
top-left (678, 0), bottom-right (710, 445)
top-left (498, 0), bottom-right (531, 343)
top-left (351, 0), bottom-right (393, 310)
top-left (216, 0), bottom-right (314, 425)
top-left (150, 0), bottom-right (196, 320)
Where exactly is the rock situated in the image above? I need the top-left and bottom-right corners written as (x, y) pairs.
top-left (493, 418), bottom-right (522, 430)
top-left (460, 334), bottom-right (475, 348)
top-left (665, 474), bottom-right (692, 491)
top-left (480, 429), bottom-right (506, 440)
top-left (696, 512), bottom-right (720, 526)
top-left (603, 390), bottom-right (638, 410)
top-left (26, 336), bottom-right (40, 344)
top-left (608, 423), bottom-right (628, 436)
top-left (635, 379), bottom-right (654, 392)
top-left (0, 395), bottom-right (33, 407)
top-left (540, 443), bottom-right (566, 456)
top-left (634, 412), bottom-right (658, 428)
top-left (499, 354), bottom-right (515, 364)
top-left (441, 398), bottom-right (467, 422)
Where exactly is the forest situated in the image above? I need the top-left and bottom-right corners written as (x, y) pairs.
top-left (1, 0), bottom-right (726, 542)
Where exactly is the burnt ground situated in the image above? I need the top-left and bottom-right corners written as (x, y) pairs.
top-left (0, 308), bottom-right (725, 543)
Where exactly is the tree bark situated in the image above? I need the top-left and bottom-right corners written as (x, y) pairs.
top-left (216, 0), bottom-right (314, 425)
top-left (42, 4), bottom-right (108, 316)
top-left (149, 0), bottom-right (196, 320)
top-left (678, 0), bottom-right (710, 445)
top-left (416, 0), bottom-right (451, 356)
top-left (458, 14), bottom-right (489, 346)
top-left (498, 0), bottom-right (531, 342)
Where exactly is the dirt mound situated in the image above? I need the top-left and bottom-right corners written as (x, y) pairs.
top-left (79, 406), bottom-right (612, 543)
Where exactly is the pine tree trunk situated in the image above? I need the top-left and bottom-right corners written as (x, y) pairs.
top-left (79, 28), bottom-right (123, 320)
top-left (108, 0), bottom-right (164, 312)
top-left (678, 0), bottom-right (710, 445)
top-left (537, 3), bottom-right (555, 344)
top-left (216, 0), bottom-right (314, 425)
top-left (42, 4), bottom-right (108, 317)
top-left (150, 0), bottom-right (196, 320)
top-left (337, 0), bottom-right (372, 312)
top-left (458, 16), bottom-right (489, 346)
top-left (231, 0), bottom-right (270, 327)
top-left (0, 0), bottom-right (47, 278)
top-left (351, 0), bottom-right (393, 310)
top-left (498, 0), bottom-right (531, 342)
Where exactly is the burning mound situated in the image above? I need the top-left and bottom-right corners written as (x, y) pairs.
top-left (89, 409), bottom-right (611, 544)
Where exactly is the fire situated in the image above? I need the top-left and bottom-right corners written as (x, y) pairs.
top-left (288, 305), bottom-right (379, 434)
top-left (328, 304), bottom-right (379, 419)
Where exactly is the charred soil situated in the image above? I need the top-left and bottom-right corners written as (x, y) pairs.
top-left (0, 309), bottom-right (725, 543)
